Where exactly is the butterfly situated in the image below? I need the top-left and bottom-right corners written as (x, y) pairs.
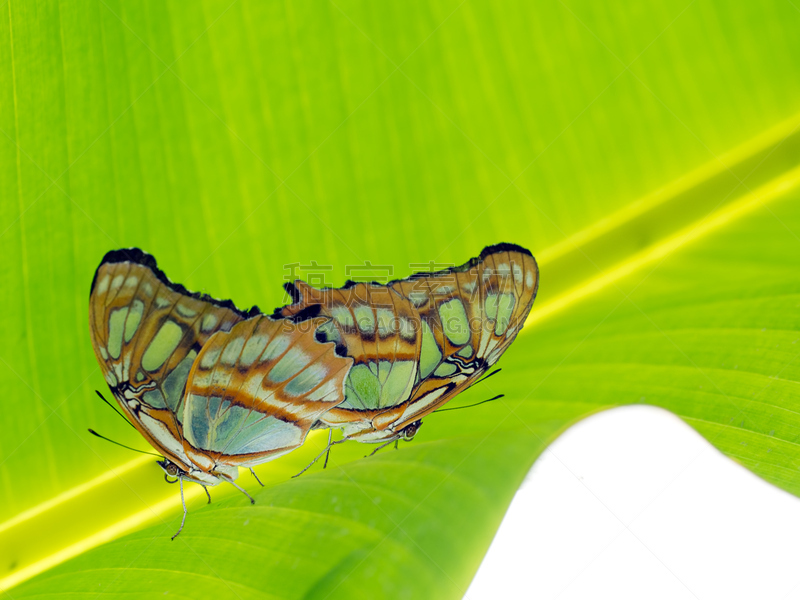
top-left (89, 249), bottom-right (352, 537)
top-left (274, 243), bottom-right (538, 468)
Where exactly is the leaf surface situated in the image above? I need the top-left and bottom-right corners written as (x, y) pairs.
top-left (1, 1), bottom-right (799, 597)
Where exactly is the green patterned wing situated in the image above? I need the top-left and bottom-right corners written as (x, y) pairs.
top-left (275, 243), bottom-right (539, 442)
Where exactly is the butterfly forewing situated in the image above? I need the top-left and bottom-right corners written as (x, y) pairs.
top-left (384, 244), bottom-right (538, 429)
top-left (277, 243), bottom-right (538, 441)
top-left (182, 315), bottom-right (353, 466)
top-left (89, 248), bottom-right (259, 465)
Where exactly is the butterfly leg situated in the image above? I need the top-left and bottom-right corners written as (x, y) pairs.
top-left (322, 429), bottom-right (333, 469)
top-left (367, 437), bottom-right (397, 458)
top-left (249, 468), bottom-right (264, 487)
top-left (229, 480), bottom-right (256, 505)
top-left (394, 440), bottom-right (399, 451)
top-left (203, 485), bottom-right (211, 504)
top-left (293, 436), bottom-right (343, 478)
top-left (171, 477), bottom-right (187, 541)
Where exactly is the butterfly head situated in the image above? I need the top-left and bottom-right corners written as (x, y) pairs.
top-left (157, 458), bottom-right (222, 486)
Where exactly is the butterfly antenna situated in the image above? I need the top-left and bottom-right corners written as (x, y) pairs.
top-left (87, 428), bottom-right (162, 458)
top-left (95, 390), bottom-right (135, 429)
top-left (475, 368), bottom-right (502, 385)
top-left (433, 394), bottom-right (505, 413)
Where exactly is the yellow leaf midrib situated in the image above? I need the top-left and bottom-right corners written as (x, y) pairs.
top-left (3, 113), bottom-right (800, 592)
top-left (531, 113), bottom-right (800, 321)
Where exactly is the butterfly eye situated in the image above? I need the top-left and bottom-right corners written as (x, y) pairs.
top-left (158, 460), bottom-right (180, 477)
top-left (157, 459), bottom-right (182, 481)
top-left (402, 421), bottom-right (422, 441)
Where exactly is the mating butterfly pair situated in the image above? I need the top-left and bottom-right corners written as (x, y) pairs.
top-left (89, 244), bottom-right (538, 537)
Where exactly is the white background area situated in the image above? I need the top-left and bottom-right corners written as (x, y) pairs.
top-left (467, 406), bottom-right (800, 599)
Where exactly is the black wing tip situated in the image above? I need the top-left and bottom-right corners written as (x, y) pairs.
top-left (484, 242), bottom-right (539, 280)
top-left (479, 242), bottom-right (533, 259)
top-left (92, 247), bottom-right (261, 319)
top-left (98, 247), bottom-right (157, 269)
top-left (406, 242), bottom-right (535, 281)
top-left (90, 247), bottom-right (153, 294)
top-left (268, 243), bottom-right (537, 311)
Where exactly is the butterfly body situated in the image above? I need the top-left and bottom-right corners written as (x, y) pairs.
top-left (89, 249), bottom-right (352, 505)
top-left (277, 243), bottom-right (539, 445)
top-left (89, 243), bottom-right (537, 530)
top-left (90, 249), bottom-right (260, 486)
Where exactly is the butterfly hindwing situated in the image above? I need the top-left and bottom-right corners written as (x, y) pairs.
top-left (283, 282), bottom-right (423, 414)
top-left (182, 315), bottom-right (352, 466)
top-left (277, 243), bottom-right (538, 441)
top-left (89, 248), bottom-right (259, 462)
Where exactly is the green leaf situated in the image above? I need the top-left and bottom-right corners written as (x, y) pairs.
top-left (2, 1), bottom-right (799, 598)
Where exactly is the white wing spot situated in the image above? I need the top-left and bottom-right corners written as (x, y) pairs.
top-left (176, 302), bottom-right (198, 318)
top-left (96, 274), bottom-right (110, 295)
top-left (221, 337), bottom-right (246, 367)
top-left (200, 346), bottom-right (222, 370)
top-left (124, 299), bottom-right (144, 343)
top-left (409, 291), bottom-right (429, 308)
top-left (202, 313), bottom-right (219, 332)
top-left (354, 305), bottom-right (375, 334)
top-left (260, 335), bottom-right (291, 364)
top-left (107, 307), bottom-right (129, 359)
top-left (122, 351), bottom-right (132, 381)
top-left (398, 317), bottom-right (415, 341)
top-left (268, 347), bottom-right (310, 383)
top-left (331, 305), bottom-right (354, 328)
top-left (239, 333), bottom-right (269, 368)
top-left (376, 309), bottom-right (396, 338)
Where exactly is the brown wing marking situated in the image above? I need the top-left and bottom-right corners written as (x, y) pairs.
top-left (88, 248), bottom-right (259, 464)
top-left (273, 243), bottom-right (538, 441)
top-left (181, 315), bottom-right (352, 466)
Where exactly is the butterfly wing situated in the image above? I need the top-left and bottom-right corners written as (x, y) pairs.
top-left (181, 315), bottom-right (352, 467)
top-left (88, 248), bottom-right (259, 467)
top-left (276, 243), bottom-right (539, 441)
